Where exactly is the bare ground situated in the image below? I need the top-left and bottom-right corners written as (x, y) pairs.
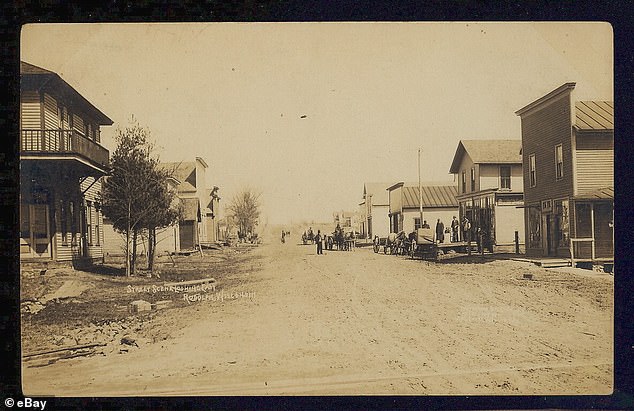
top-left (21, 237), bottom-right (613, 396)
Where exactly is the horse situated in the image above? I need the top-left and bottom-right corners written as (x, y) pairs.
top-left (333, 229), bottom-right (345, 251)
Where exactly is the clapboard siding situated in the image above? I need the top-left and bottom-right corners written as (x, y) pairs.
top-left (576, 150), bottom-right (613, 194)
top-left (102, 221), bottom-right (127, 256)
top-left (21, 91), bottom-right (41, 129)
top-left (43, 93), bottom-right (59, 129)
top-left (521, 93), bottom-right (574, 203)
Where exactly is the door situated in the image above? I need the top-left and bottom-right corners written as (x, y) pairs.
top-left (545, 214), bottom-right (559, 256)
top-left (20, 203), bottom-right (51, 258)
top-left (545, 215), bottom-right (552, 256)
top-left (179, 221), bottom-right (195, 250)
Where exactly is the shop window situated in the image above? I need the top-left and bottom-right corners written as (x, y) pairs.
top-left (555, 200), bottom-right (569, 247)
top-left (528, 206), bottom-right (541, 248)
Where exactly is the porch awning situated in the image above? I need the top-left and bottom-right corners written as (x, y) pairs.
top-left (574, 186), bottom-right (614, 200)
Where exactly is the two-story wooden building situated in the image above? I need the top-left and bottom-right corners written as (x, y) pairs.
top-left (20, 61), bottom-right (113, 265)
top-left (449, 139), bottom-right (525, 251)
top-left (387, 182), bottom-right (458, 238)
top-left (361, 182), bottom-right (392, 239)
top-left (515, 83), bottom-right (613, 263)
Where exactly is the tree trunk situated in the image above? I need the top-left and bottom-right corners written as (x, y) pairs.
top-left (148, 226), bottom-right (155, 272)
top-left (125, 204), bottom-right (131, 277)
top-left (131, 229), bottom-right (138, 275)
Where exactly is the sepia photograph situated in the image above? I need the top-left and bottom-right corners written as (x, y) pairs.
top-left (19, 22), bottom-right (613, 396)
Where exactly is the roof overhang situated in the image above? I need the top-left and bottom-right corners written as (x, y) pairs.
top-left (515, 82), bottom-right (576, 117)
top-left (574, 187), bottom-right (614, 200)
top-left (449, 141), bottom-right (467, 174)
top-left (386, 182), bottom-right (405, 192)
top-left (21, 70), bottom-right (113, 125)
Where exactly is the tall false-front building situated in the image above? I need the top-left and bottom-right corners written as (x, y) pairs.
top-left (515, 83), bottom-right (613, 263)
top-left (20, 62), bottom-right (113, 264)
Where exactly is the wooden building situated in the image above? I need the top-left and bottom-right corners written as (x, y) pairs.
top-left (332, 210), bottom-right (361, 234)
top-left (449, 139), bottom-right (525, 251)
top-left (20, 62), bottom-right (113, 265)
top-left (387, 182), bottom-right (458, 239)
top-left (361, 182), bottom-right (392, 239)
top-left (515, 83), bottom-right (613, 262)
top-left (103, 158), bottom-right (221, 255)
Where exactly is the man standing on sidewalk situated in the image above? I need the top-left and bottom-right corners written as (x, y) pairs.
top-left (315, 230), bottom-right (323, 255)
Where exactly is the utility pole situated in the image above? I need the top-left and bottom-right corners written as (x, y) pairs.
top-left (418, 148), bottom-right (423, 228)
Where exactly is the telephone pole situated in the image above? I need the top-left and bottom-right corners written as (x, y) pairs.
top-left (418, 148), bottom-right (423, 228)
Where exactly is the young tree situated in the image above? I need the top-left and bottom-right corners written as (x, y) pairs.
top-left (143, 167), bottom-right (182, 272)
top-left (100, 120), bottom-right (179, 276)
top-left (227, 188), bottom-right (261, 239)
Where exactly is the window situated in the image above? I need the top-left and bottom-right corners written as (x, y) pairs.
top-left (69, 201), bottom-right (77, 245)
top-left (500, 166), bottom-right (511, 189)
top-left (555, 144), bottom-right (563, 179)
top-left (86, 201), bottom-right (93, 245)
top-left (529, 154), bottom-right (536, 187)
top-left (58, 106), bottom-right (65, 129)
top-left (414, 218), bottom-right (421, 230)
top-left (60, 199), bottom-right (68, 245)
top-left (461, 171), bottom-right (466, 193)
top-left (470, 167), bottom-right (476, 192)
top-left (95, 208), bottom-right (101, 246)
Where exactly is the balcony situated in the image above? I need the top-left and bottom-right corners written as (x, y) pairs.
top-left (20, 129), bottom-right (109, 171)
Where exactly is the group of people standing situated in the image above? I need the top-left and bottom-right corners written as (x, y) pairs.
top-left (420, 215), bottom-right (471, 244)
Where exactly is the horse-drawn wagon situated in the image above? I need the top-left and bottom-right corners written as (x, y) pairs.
top-left (409, 228), bottom-right (469, 261)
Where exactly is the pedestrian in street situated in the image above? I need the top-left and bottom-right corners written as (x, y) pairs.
top-left (436, 218), bottom-right (445, 243)
top-left (315, 230), bottom-right (323, 255)
top-left (451, 216), bottom-right (459, 242)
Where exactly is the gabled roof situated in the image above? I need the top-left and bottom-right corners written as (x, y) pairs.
top-left (449, 140), bottom-right (522, 174)
top-left (401, 184), bottom-right (458, 208)
top-left (204, 187), bottom-right (220, 211)
top-left (363, 182), bottom-right (392, 206)
top-left (575, 101), bottom-right (614, 131)
top-left (21, 61), bottom-right (113, 125)
top-left (159, 162), bottom-right (197, 192)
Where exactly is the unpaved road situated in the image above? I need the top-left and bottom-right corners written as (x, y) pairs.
top-left (23, 239), bottom-right (613, 395)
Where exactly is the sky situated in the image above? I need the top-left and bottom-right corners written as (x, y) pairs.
top-left (21, 22), bottom-right (613, 225)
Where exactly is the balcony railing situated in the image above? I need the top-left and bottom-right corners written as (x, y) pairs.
top-left (21, 129), bottom-right (109, 169)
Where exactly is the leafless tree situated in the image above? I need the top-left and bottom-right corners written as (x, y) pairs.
top-left (226, 188), bottom-right (261, 240)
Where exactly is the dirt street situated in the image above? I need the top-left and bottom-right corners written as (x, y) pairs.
top-left (22, 238), bottom-right (613, 396)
